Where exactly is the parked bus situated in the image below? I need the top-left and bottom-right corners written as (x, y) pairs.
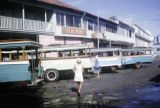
top-left (40, 45), bottom-right (89, 82)
top-left (87, 48), bottom-right (122, 71)
top-left (121, 48), bottom-right (153, 68)
top-left (0, 40), bottom-right (43, 86)
top-left (40, 45), bottom-right (121, 82)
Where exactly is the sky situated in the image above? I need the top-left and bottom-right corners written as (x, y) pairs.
top-left (61, 0), bottom-right (160, 36)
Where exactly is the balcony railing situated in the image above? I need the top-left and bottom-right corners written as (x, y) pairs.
top-left (104, 31), bottom-right (135, 44)
top-left (0, 15), bottom-right (54, 34)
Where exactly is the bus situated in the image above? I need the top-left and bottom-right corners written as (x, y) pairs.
top-left (0, 40), bottom-right (43, 86)
top-left (87, 48), bottom-right (122, 71)
top-left (121, 48), bottom-right (153, 68)
top-left (40, 45), bottom-right (121, 82)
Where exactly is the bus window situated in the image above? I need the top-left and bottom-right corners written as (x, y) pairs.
top-left (91, 53), bottom-right (98, 57)
top-left (60, 51), bottom-right (70, 58)
top-left (71, 51), bottom-right (79, 57)
top-left (113, 51), bottom-right (119, 56)
top-left (79, 50), bottom-right (85, 56)
top-left (122, 52), bottom-right (127, 56)
top-left (12, 53), bottom-right (19, 60)
top-left (99, 52), bottom-right (103, 57)
top-left (103, 52), bottom-right (107, 57)
top-left (2, 53), bottom-right (10, 61)
top-left (146, 51), bottom-right (151, 55)
top-left (107, 52), bottom-right (113, 56)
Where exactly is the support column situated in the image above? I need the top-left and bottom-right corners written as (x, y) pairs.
top-left (45, 9), bottom-right (47, 22)
top-left (97, 16), bottom-right (100, 49)
top-left (22, 4), bottom-right (25, 29)
top-left (81, 13), bottom-right (85, 29)
top-left (64, 14), bottom-right (66, 27)
top-left (22, 47), bottom-right (25, 60)
top-left (52, 10), bottom-right (56, 33)
top-left (9, 53), bottom-right (12, 61)
top-left (0, 49), bottom-right (2, 61)
top-left (109, 40), bottom-right (112, 48)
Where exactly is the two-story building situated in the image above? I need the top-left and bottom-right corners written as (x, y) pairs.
top-left (0, 0), bottom-right (151, 49)
top-left (152, 35), bottom-right (160, 56)
top-left (134, 24), bottom-right (153, 47)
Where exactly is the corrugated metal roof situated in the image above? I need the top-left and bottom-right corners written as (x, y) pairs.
top-left (37, 0), bottom-right (82, 12)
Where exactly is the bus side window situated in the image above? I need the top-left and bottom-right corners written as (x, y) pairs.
top-left (99, 53), bottom-right (103, 57)
top-left (108, 52), bottom-right (113, 56)
top-left (91, 53), bottom-right (97, 57)
top-left (12, 53), bottom-right (19, 60)
top-left (79, 50), bottom-right (85, 56)
top-left (74, 53), bottom-right (78, 56)
top-left (146, 51), bottom-right (150, 55)
top-left (103, 52), bottom-right (107, 57)
top-left (61, 51), bottom-right (70, 58)
top-left (122, 52), bottom-right (127, 56)
top-left (2, 54), bottom-right (9, 61)
top-left (19, 53), bottom-right (23, 60)
top-left (113, 51), bottom-right (119, 56)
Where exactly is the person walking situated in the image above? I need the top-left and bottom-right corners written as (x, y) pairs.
top-left (73, 58), bottom-right (84, 97)
top-left (93, 55), bottom-right (101, 78)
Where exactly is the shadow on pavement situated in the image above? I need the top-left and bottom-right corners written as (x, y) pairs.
top-left (149, 74), bottom-right (160, 83)
top-left (0, 86), bottom-right (44, 108)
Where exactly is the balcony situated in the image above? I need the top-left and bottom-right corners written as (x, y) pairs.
top-left (104, 31), bottom-right (135, 45)
top-left (0, 15), bottom-right (54, 34)
top-left (136, 32), bottom-right (153, 42)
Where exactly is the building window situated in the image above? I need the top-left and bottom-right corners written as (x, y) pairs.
top-left (88, 19), bottom-right (93, 30)
top-left (83, 18), bottom-right (87, 29)
top-left (66, 14), bottom-right (81, 27)
top-left (74, 16), bottom-right (81, 27)
top-left (157, 48), bottom-right (160, 51)
top-left (129, 30), bottom-right (132, 37)
top-left (93, 21), bottom-right (97, 31)
top-left (99, 23), bottom-right (105, 33)
top-left (56, 13), bottom-right (64, 26)
top-left (106, 24), bottom-right (117, 33)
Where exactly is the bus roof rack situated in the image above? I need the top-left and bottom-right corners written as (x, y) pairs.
top-left (41, 44), bottom-right (89, 52)
top-left (0, 40), bottom-right (42, 49)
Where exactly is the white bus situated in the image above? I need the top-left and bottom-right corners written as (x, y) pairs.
top-left (40, 45), bottom-right (121, 82)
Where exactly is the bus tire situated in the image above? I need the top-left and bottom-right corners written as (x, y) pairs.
top-left (110, 66), bottom-right (117, 72)
top-left (135, 62), bottom-right (141, 69)
top-left (44, 69), bottom-right (59, 82)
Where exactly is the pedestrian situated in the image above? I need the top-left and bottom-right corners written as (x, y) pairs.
top-left (73, 58), bottom-right (84, 97)
top-left (93, 55), bottom-right (101, 78)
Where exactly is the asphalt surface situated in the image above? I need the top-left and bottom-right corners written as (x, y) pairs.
top-left (41, 58), bottom-right (160, 107)
top-left (0, 58), bottom-right (160, 108)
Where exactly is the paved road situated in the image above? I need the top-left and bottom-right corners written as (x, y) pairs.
top-left (41, 59), bottom-right (160, 107)
top-left (0, 59), bottom-right (159, 108)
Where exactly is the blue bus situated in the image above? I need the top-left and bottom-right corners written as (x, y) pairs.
top-left (87, 48), bottom-right (122, 71)
top-left (121, 48), bottom-right (153, 68)
top-left (0, 40), bottom-right (43, 86)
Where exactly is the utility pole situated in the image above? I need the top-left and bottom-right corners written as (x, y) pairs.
top-left (97, 15), bottom-right (100, 49)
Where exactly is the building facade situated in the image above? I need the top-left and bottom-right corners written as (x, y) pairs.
top-left (152, 35), bottom-right (160, 56)
top-left (0, 0), bottom-right (152, 48)
top-left (134, 24), bottom-right (152, 48)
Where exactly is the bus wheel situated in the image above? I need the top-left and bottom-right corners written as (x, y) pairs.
top-left (135, 62), bottom-right (141, 69)
top-left (44, 69), bottom-right (59, 82)
top-left (110, 66), bottom-right (117, 72)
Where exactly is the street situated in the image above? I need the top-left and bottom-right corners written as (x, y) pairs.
top-left (0, 58), bottom-right (160, 108)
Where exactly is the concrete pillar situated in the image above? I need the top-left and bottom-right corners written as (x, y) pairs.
top-left (45, 9), bottom-right (47, 22)
top-left (109, 40), bottom-right (112, 48)
top-left (0, 49), bottom-right (2, 61)
top-left (22, 4), bottom-right (25, 29)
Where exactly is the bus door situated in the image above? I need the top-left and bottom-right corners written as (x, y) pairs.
top-left (28, 50), bottom-right (43, 84)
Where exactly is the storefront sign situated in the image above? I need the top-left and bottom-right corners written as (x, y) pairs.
top-left (62, 27), bottom-right (86, 35)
